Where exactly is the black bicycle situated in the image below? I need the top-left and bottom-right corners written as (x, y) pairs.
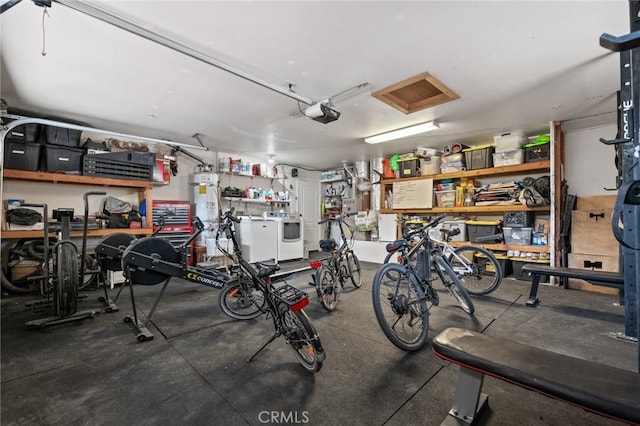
top-left (372, 214), bottom-right (474, 351)
top-left (216, 211), bottom-right (326, 373)
top-left (313, 212), bottom-right (362, 311)
top-left (384, 217), bottom-right (503, 295)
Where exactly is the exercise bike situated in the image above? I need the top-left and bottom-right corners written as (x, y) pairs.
top-left (24, 191), bottom-right (108, 328)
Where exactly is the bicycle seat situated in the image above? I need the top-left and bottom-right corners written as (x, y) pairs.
top-left (386, 239), bottom-right (408, 253)
top-left (255, 262), bottom-right (280, 278)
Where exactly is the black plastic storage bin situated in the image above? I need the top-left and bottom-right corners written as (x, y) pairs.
top-left (83, 152), bottom-right (155, 181)
top-left (43, 145), bottom-right (84, 173)
top-left (3, 139), bottom-right (41, 171)
top-left (478, 253), bottom-right (512, 277)
top-left (463, 145), bottom-right (494, 170)
top-left (524, 140), bottom-right (550, 163)
top-left (6, 124), bottom-right (42, 142)
top-left (44, 126), bottom-right (82, 147)
top-left (465, 220), bottom-right (502, 242)
top-left (503, 211), bottom-right (534, 228)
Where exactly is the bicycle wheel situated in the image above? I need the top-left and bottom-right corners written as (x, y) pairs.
top-left (371, 263), bottom-right (429, 351)
top-left (283, 309), bottom-right (325, 373)
top-left (433, 256), bottom-right (475, 315)
top-left (450, 246), bottom-right (503, 295)
top-left (218, 277), bottom-right (264, 320)
top-left (345, 252), bottom-right (362, 288)
top-left (56, 242), bottom-right (79, 317)
top-left (316, 265), bottom-right (339, 312)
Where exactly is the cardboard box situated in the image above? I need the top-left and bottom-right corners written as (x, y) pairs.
top-left (355, 210), bottom-right (377, 232)
top-left (11, 260), bottom-right (40, 281)
top-left (567, 253), bottom-right (620, 295)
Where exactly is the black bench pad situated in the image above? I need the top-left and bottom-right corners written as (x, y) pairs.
top-left (432, 327), bottom-right (640, 424)
top-left (521, 264), bottom-right (624, 286)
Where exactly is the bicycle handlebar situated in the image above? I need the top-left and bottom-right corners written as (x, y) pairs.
top-left (82, 191), bottom-right (107, 200)
top-left (223, 210), bottom-right (241, 224)
top-left (403, 214), bottom-right (447, 238)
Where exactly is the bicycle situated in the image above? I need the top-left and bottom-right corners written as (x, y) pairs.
top-left (216, 211), bottom-right (326, 373)
top-left (384, 217), bottom-right (503, 295)
top-left (434, 228), bottom-right (503, 295)
top-left (313, 212), bottom-right (362, 311)
top-left (372, 214), bottom-right (474, 351)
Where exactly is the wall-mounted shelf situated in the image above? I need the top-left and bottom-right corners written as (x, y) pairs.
top-left (448, 241), bottom-right (550, 254)
top-left (380, 204), bottom-right (550, 215)
top-left (380, 160), bottom-right (550, 183)
top-left (222, 197), bottom-right (290, 205)
top-left (2, 227), bottom-right (153, 239)
top-left (1, 169), bottom-right (154, 240)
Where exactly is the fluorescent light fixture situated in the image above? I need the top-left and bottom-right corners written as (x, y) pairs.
top-left (364, 120), bottom-right (439, 144)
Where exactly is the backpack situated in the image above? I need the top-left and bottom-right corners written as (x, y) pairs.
top-left (6, 208), bottom-right (42, 225)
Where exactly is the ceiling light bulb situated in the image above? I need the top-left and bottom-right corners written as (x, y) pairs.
top-left (268, 155), bottom-right (274, 164)
top-left (364, 120), bottom-right (439, 144)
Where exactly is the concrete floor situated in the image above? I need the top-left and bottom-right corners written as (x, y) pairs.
top-left (1, 255), bottom-right (638, 426)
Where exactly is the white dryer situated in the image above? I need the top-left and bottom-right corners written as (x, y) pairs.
top-left (263, 212), bottom-right (304, 261)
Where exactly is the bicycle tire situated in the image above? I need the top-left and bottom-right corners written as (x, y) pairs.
top-left (371, 263), bottom-right (429, 351)
top-left (345, 252), bottom-right (362, 288)
top-left (218, 277), bottom-right (264, 320)
top-left (56, 243), bottom-right (79, 317)
top-left (316, 265), bottom-right (339, 312)
top-left (283, 309), bottom-right (325, 373)
top-left (433, 256), bottom-right (475, 315)
top-left (450, 246), bottom-right (503, 295)
top-left (383, 251), bottom-right (395, 264)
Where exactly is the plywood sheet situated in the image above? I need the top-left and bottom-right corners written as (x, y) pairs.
top-left (571, 209), bottom-right (619, 255)
top-left (567, 253), bottom-right (620, 295)
top-left (576, 195), bottom-right (616, 210)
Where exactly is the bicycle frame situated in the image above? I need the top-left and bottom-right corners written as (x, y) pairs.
top-left (430, 238), bottom-right (475, 277)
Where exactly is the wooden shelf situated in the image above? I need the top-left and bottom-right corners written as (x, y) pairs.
top-left (448, 241), bottom-right (550, 253)
top-left (380, 205), bottom-right (550, 215)
top-left (222, 197), bottom-right (290, 204)
top-left (380, 160), bottom-right (550, 183)
top-left (3, 169), bottom-right (152, 188)
top-left (2, 169), bottom-right (154, 239)
top-left (1, 227), bottom-right (154, 239)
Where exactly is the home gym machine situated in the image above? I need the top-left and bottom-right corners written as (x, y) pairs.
top-left (24, 191), bottom-right (108, 328)
top-left (104, 216), bottom-right (234, 341)
top-left (599, 5), bottom-right (640, 372)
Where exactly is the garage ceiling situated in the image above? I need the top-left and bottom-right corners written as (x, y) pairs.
top-left (0, 0), bottom-right (629, 170)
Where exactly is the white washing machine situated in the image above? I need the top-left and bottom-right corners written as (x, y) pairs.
top-left (237, 217), bottom-right (278, 263)
top-left (263, 212), bottom-right (304, 261)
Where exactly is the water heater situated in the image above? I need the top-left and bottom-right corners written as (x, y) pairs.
top-left (193, 172), bottom-right (219, 244)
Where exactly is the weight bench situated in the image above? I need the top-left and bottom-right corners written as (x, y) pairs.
top-left (432, 327), bottom-right (640, 425)
top-left (521, 264), bottom-right (624, 307)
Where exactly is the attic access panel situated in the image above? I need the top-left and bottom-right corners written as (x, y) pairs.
top-left (372, 72), bottom-right (459, 114)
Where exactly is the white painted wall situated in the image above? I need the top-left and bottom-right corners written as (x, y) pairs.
top-left (563, 123), bottom-right (619, 197)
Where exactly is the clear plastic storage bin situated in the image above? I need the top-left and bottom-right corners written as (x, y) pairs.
top-left (493, 149), bottom-right (524, 167)
top-left (503, 227), bottom-right (532, 245)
